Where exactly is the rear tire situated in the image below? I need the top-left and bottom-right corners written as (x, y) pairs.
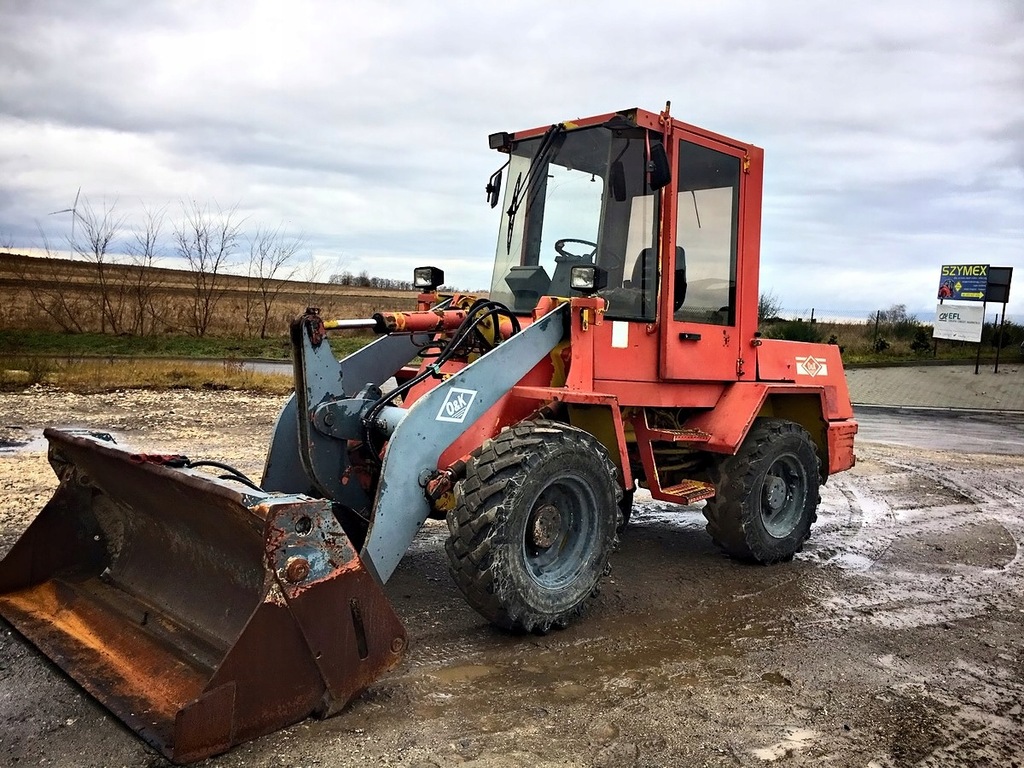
top-left (702, 419), bottom-right (820, 563)
top-left (446, 420), bottom-right (621, 632)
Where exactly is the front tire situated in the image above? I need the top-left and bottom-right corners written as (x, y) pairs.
top-left (702, 419), bottom-right (821, 563)
top-left (445, 421), bottom-right (621, 632)
top-left (617, 488), bottom-right (635, 534)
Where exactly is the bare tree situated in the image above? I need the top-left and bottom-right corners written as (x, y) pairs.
top-left (758, 289), bottom-right (783, 323)
top-left (125, 205), bottom-right (165, 335)
top-left (300, 253), bottom-right (333, 309)
top-left (869, 303), bottom-right (915, 326)
top-left (71, 197), bottom-right (128, 333)
top-left (329, 270), bottom-right (354, 286)
top-left (173, 201), bottom-right (242, 337)
top-left (16, 225), bottom-right (87, 332)
top-left (0, 230), bottom-right (15, 253)
top-left (244, 226), bottom-right (302, 338)
top-left (868, 303), bottom-right (920, 342)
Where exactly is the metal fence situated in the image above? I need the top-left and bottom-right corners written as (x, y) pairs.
top-left (775, 307), bottom-right (1022, 326)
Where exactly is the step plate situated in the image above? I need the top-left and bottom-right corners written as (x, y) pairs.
top-left (659, 480), bottom-right (717, 505)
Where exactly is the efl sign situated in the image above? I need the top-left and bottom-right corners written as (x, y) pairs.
top-left (933, 303), bottom-right (984, 343)
top-left (937, 264), bottom-right (987, 301)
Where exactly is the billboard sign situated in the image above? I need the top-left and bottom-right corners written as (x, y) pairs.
top-left (987, 266), bottom-right (1013, 304)
top-left (937, 264), bottom-right (988, 301)
top-left (933, 303), bottom-right (984, 342)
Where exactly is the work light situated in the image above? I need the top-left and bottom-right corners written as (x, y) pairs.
top-left (413, 266), bottom-right (444, 291)
top-left (569, 265), bottom-right (607, 294)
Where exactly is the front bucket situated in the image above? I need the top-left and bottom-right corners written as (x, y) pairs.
top-left (0, 429), bottom-right (406, 764)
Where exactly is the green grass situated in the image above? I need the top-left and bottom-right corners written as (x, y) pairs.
top-left (0, 329), bottom-right (377, 393)
top-left (0, 329), bottom-right (373, 360)
top-left (761, 318), bottom-right (1020, 367)
top-left (1, 323), bottom-right (1015, 394)
top-left (0, 356), bottom-right (295, 394)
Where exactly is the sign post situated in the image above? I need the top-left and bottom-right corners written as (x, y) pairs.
top-left (975, 304), bottom-right (986, 375)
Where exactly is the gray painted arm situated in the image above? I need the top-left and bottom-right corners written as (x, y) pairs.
top-left (362, 304), bottom-right (568, 583)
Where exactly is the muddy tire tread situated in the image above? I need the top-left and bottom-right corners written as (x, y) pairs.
top-left (446, 420), bottom-right (620, 633)
top-left (702, 418), bottom-right (821, 564)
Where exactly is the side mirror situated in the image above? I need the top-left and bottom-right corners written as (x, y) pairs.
top-left (609, 160), bottom-right (627, 202)
top-left (486, 167), bottom-right (503, 208)
top-left (648, 142), bottom-right (671, 191)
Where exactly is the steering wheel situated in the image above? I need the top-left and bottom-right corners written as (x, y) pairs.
top-left (554, 238), bottom-right (597, 262)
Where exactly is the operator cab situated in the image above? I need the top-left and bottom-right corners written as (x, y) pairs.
top-left (488, 117), bottom-right (664, 321)
top-left (488, 109), bottom-right (744, 330)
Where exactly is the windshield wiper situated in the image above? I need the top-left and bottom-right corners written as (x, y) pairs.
top-left (505, 123), bottom-right (565, 254)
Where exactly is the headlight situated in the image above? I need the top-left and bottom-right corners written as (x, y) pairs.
top-left (413, 266), bottom-right (444, 291)
top-left (569, 265), bottom-right (607, 294)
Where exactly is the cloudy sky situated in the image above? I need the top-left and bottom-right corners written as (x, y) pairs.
top-left (1, 1), bottom-right (1021, 321)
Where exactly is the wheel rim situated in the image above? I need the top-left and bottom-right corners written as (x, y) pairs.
top-left (759, 452), bottom-right (808, 538)
top-left (522, 474), bottom-right (599, 590)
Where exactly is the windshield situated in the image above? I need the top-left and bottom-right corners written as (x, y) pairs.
top-left (489, 125), bottom-right (658, 319)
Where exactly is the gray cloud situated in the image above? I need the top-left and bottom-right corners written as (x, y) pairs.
top-left (1, 0), bottom-right (1021, 319)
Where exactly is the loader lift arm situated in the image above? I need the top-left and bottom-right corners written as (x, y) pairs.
top-left (281, 302), bottom-right (569, 584)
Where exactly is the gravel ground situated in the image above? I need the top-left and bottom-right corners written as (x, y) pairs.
top-left (2, 388), bottom-right (1023, 767)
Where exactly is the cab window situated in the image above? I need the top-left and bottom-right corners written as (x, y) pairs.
top-left (490, 126), bottom-right (658, 321)
top-left (673, 141), bottom-right (740, 326)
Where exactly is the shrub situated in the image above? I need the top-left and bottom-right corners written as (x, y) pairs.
top-left (985, 320), bottom-right (1023, 349)
top-left (0, 356), bottom-right (53, 390)
top-left (764, 319), bottom-right (823, 343)
top-left (824, 334), bottom-right (845, 354)
top-left (910, 328), bottom-right (932, 354)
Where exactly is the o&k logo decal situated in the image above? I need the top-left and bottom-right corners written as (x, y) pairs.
top-left (435, 387), bottom-right (477, 423)
top-left (795, 356), bottom-right (828, 378)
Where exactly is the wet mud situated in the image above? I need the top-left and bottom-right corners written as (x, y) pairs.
top-left (1, 389), bottom-right (1023, 767)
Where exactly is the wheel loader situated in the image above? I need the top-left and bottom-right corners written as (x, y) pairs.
top-left (0, 104), bottom-right (857, 763)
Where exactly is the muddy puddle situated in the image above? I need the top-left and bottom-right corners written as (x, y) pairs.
top-left (0, 426), bottom-right (46, 454)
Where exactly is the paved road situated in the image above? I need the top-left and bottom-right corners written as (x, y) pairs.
top-left (847, 361), bottom-right (1024, 412)
top-left (856, 406), bottom-right (1024, 455)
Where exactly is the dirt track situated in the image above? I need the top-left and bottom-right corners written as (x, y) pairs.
top-left (2, 389), bottom-right (1024, 767)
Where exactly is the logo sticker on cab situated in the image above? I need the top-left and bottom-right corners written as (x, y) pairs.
top-left (795, 356), bottom-right (828, 377)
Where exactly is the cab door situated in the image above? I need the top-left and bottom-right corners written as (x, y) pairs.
top-left (659, 133), bottom-right (760, 382)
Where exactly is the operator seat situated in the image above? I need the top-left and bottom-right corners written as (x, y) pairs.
top-left (627, 246), bottom-right (686, 313)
